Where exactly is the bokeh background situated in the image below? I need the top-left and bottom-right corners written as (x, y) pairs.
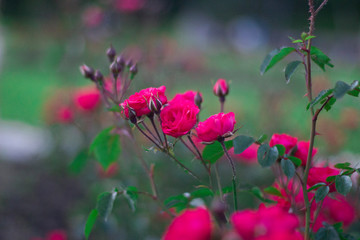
top-left (1, 0), bottom-right (360, 239)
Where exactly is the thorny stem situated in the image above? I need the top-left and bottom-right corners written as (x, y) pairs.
top-left (220, 140), bottom-right (238, 211)
top-left (303, 1), bottom-right (329, 239)
top-left (311, 198), bottom-right (324, 232)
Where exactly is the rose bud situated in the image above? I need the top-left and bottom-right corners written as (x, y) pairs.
top-left (79, 64), bottom-right (95, 80)
top-left (148, 97), bottom-right (163, 114)
top-left (94, 69), bottom-right (104, 84)
top-left (106, 45), bottom-right (116, 62)
top-left (116, 55), bottom-right (126, 67)
top-left (195, 91), bottom-right (203, 109)
top-left (196, 112), bottom-right (236, 143)
top-left (213, 79), bottom-right (229, 98)
top-left (110, 61), bottom-right (122, 76)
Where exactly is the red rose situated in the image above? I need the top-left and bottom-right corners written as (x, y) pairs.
top-left (307, 166), bottom-right (340, 192)
top-left (160, 100), bottom-right (199, 138)
top-left (294, 141), bottom-right (318, 166)
top-left (73, 86), bottom-right (101, 111)
top-left (196, 112), bottom-right (236, 142)
top-left (213, 79), bottom-right (229, 97)
top-left (120, 86), bottom-right (167, 118)
top-left (231, 205), bottom-right (301, 240)
top-left (162, 207), bottom-right (212, 240)
top-left (269, 133), bottom-right (297, 154)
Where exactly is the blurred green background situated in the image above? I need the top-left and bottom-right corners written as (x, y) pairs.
top-left (1, 0), bottom-right (360, 239)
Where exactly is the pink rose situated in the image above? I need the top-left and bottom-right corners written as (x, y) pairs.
top-left (312, 195), bottom-right (356, 231)
top-left (160, 100), bottom-right (199, 138)
top-left (120, 86), bottom-right (167, 118)
top-left (213, 79), bottom-right (229, 97)
top-left (269, 133), bottom-right (297, 154)
top-left (169, 90), bottom-right (199, 104)
top-left (162, 207), bottom-right (212, 240)
top-left (73, 86), bottom-right (101, 111)
top-left (307, 166), bottom-right (340, 192)
top-left (231, 143), bottom-right (259, 164)
top-left (294, 141), bottom-right (318, 166)
top-left (196, 112), bottom-right (236, 142)
top-left (231, 205), bottom-right (301, 240)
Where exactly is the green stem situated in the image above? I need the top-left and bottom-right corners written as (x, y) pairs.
top-left (220, 140), bottom-right (238, 211)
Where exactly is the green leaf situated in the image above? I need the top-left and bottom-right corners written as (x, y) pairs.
top-left (324, 97), bottom-right (336, 111)
top-left (107, 104), bottom-right (122, 112)
top-left (334, 81), bottom-right (351, 100)
top-left (96, 191), bottom-right (117, 221)
top-left (233, 135), bottom-right (255, 154)
top-left (315, 223), bottom-right (340, 240)
top-left (69, 150), bottom-right (88, 174)
top-left (307, 89), bottom-right (333, 110)
top-left (90, 127), bottom-right (121, 170)
top-left (285, 61), bottom-right (302, 83)
top-left (334, 162), bottom-right (352, 170)
top-left (288, 156), bottom-right (302, 167)
top-left (264, 186), bottom-right (282, 197)
top-left (124, 186), bottom-right (138, 212)
top-left (305, 35), bottom-right (316, 41)
top-left (85, 209), bottom-right (98, 240)
top-left (191, 187), bottom-right (214, 199)
top-left (292, 39), bottom-right (303, 43)
top-left (315, 185), bottom-right (330, 203)
top-left (260, 47), bottom-right (295, 75)
top-left (275, 144), bottom-right (286, 157)
top-left (257, 144), bottom-right (279, 167)
top-left (308, 183), bottom-right (326, 192)
top-left (249, 187), bottom-right (276, 203)
top-left (164, 194), bottom-right (188, 210)
top-left (310, 46), bottom-right (334, 71)
top-left (280, 158), bottom-right (295, 178)
top-left (326, 175), bottom-right (337, 183)
top-left (202, 140), bottom-right (233, 164)
top-left (256, 134), bottom-right (268, 144)
top-left (335, 175), bottom-right (352, 196)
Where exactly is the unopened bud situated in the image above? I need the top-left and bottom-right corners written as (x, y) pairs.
top-left (195, 91), bottom-right (203, 108)
top-left (94, 70), bottom-right (104, 83)
top-left (129, 63), bottom-right (138, 80)
top-left (126, 59), bottom-right (133, 67)
top-left (79, 64), bottom-right (95, 80)
top-left (148, 97), bottom-right (162, 114)
top-left (127, 107), bottom-right (137, 124)
top-left (116, 55), bottom-right (125, 67)
top-left (213, 78), bottom-right (229, 98)
top-left (110, 61), bottom-right (122, 75)
top-left (106, 45), bottom-right (116, 62)
top-left (130, 64), bottom-right (138, 75)
top-left (211, 197), bottom-right (227, 225)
